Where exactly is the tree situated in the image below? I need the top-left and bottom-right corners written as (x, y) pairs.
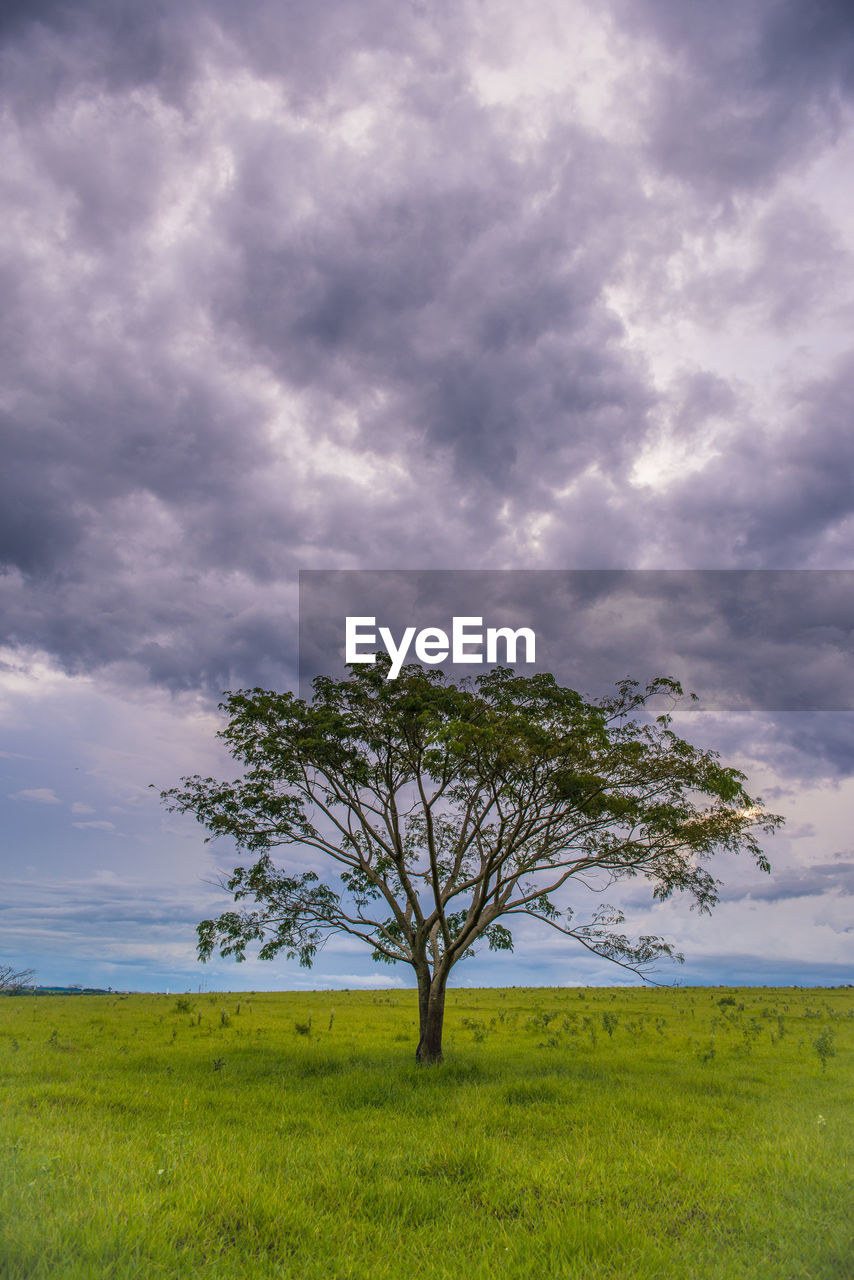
top-left (161, 661), bottom-right (783, 1063)
top-left (0, 964), bottom-right (35, 994)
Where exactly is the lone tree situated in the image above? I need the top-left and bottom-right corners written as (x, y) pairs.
top-left (161, 661), bottom-right (782, 1063)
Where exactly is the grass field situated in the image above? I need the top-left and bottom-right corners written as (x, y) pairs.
top-left (1, 984), bottom-right (851, 1279)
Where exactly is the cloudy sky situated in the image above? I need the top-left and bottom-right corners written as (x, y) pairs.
top-left (2, 0), bottom-right (853, 992)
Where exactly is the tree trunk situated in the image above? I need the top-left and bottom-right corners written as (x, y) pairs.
top-left (415, 972), bottom-right (447, 1064)
top-left (415, 970), bottom-right (430, 1058)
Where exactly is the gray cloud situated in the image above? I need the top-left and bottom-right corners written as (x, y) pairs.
top-left (0, 874), bottom-right (224, 940)
top-left (0, 4), bottom-right (852, 794)
top-left (720, 857), bottom-right (854, 902)
top-left (300, 570), bottom-right (854, 716)
top-left (655, 351), bottom-right (854, 567)
top-left (615, 0), bottom-right (854, 195)
top-left (681, 200), bottom-right (849, 331)
top-left (0, 0), bottom-right (666, 693)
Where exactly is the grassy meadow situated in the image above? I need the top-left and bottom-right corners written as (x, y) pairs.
top-left (1, 984), bottom-right (851, 1279)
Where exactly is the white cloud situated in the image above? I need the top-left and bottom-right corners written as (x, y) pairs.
top-left (11, 787), bottom-right (61, 804)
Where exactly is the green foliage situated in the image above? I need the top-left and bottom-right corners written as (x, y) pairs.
top-left (601, 1010), bottom-right (619, 1037)
top-left (160, 662), bottom-right (783, 1031)
top-left (695, 1038), bottom-right (716, 1064)
top-left (812, 1027), bottom-right (836, 1071)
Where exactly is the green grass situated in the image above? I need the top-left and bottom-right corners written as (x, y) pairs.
top-left (1, 985), bottom-right (851, 1278)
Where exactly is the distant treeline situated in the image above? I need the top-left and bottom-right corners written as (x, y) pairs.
top-left (4, 985), bottom-right (118, 996)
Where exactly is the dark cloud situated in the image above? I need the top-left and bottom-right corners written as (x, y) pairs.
top-left (300, 569), bottom-right (854, 713)
top-left (211, 96), bottom-right (653, 493)
top-left (0, 1), bottom-right (197, 114)
top-left (0, 0), bottom-right (851, 701)
top-left (658, 351), bottom-right (854, 567)
top-left (744, 713), bottom-right (854, 781)
top-left (0, 0), bottom-right (661, 691)
top-left (0, 0), bottom-right (443, 120)
top-left (720, 856), bottom-right (854, 902)
top-left (615, 0), bottom-right (854, 195)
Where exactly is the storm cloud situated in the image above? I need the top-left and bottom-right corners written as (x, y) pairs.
top-left (1, 0), bottom-right (851, 686)
top-left (1, 0), bottom-right (853, 988)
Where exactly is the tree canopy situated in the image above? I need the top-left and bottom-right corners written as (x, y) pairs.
top-left (161, 661), bottom-right (783, 1061)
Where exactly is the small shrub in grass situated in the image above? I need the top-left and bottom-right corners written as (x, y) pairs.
top-left (813, 1027), bottom-right (836, 1071)
top-left (695, 1038), bottom-right (716, 1064)
top-left (525, 1010), bottom-right (555, 1032)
